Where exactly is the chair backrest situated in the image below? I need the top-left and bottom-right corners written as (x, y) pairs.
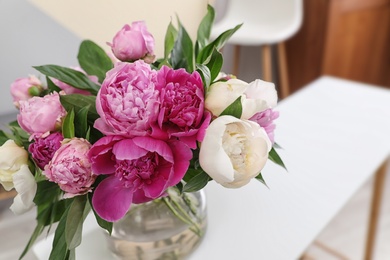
top-left (223, 0), bottom-right (303, 35)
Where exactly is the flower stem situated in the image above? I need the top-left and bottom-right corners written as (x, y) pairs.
top-left (162, 195), bottom-right (202, 236)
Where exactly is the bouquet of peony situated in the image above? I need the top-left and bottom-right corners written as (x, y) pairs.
top-left (0, 5), bottom-right (284, 259)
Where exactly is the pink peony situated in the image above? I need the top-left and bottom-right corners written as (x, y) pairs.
top-left (17, 92), bottom-right (67, 139)
top-left (89, 135), bottom-right (192, 222)
top-left (94, 61), bottom-right (159, 137)
top-left (44, 138), bottom-right (95, 198)
top-left (249, 109), bottom-right (279, 143)
top-left (153, 66), bottom-right (210, 148)
top-left (108, 22), bottom-right (155, 63)
top-left (29, 132), bottom-right (64, 170)
top-left (10, 75), bottom-right (43, 107)
top-left (52, 67), bottom-right (98, 95)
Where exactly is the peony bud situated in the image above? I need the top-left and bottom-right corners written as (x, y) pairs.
top-left (108, 22), bottom-right (155, 63)
top-left (17, 92), bottom-right (67, 139)
top-left (199, 115), bottom-right (272, 188)
top-left (10, 75), bottom-right (43, 108)
top-left (44, 138), bottom-right (96, 198)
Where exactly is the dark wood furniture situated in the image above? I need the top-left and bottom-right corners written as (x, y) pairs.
top-left (285, 0), bottom-right (390, 94)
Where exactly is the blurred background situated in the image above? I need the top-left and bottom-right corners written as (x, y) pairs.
top-left (0, 0), bottom-right (389, 259)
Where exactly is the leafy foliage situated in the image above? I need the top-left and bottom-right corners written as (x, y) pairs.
top-left (33, 65), bottom-right (100, 95)
top-left (220, 96), bottom-right (243, 118)
top-left (77, 40), bottom-right (113, 83)
top-left (269, 147), bottom-right (287, 170)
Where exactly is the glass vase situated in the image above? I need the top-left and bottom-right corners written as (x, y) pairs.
top-left (105, 188), bottom-right (207, 260)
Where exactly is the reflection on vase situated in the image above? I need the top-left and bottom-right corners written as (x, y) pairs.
top-left (105, 188), bottom-right (207, 260)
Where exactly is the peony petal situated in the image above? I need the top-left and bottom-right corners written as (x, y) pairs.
top-left (167, 140), bottom-right (192, 186)
top-left (195, 111), bottom-right (212, 143)
top-left (205, 79), bottom-right (247, 117)
top-left (92, 176), bottom-right (134, 222)
top-left (246, 79), bottom-right (277, 108)
top-left (1, 181), bottom-right (14, 191)
top-left (0, 140), bottom-right (28, 170)
top-left (199, 116), bottom-right (238, 184)
top-left (91, 151), bottom-right (116, 175)
top-left (10, 165), bottom-right (37, 214)
top-left (132, 137), bottom-right (173, 163)
top-left (89, 136), bottom-right (123, 175)
top-left (132, 189), bottom-right (155, 204)
top-left (113, 139), bottom-right (148, 160)
top-left (143, 175), bottom-right (169, 199)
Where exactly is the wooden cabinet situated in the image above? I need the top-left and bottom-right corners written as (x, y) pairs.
top-left (285, 0), bottom-right (390, 93)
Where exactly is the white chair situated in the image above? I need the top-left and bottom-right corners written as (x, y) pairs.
top-left (211, 0), bottom-right (303, 98)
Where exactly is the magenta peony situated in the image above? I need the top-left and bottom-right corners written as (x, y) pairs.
top-left (108, 22), bottom-right (155, 63)
top-left (10, 75), bottom-right (43, 107)
top-left (153, 66), bottom-right (210, 148)
top-left (94, 61), bottom-right (159, 137)
top-left (44, 138), bottom-right (95, 198)
top-left (249, 109), bottom-right (279, 143)
top-left (88, 135), bottom-right (192, 222)
top-left (17, 92), bottom-right (67, 139)
top-left (29, 132), bottom-right (64, 170)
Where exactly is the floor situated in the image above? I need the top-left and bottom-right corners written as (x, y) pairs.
top-left (303, 166), bottom-right (390, 259)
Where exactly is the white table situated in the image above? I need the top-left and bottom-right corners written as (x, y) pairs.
top-left (2, 76), bottom-right (390, 259)
top-left (190, 76), bottom-right (390, 259)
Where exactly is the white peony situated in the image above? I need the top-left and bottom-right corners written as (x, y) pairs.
top-left (0, 140), bottom-right (36, 214)
top-left (0, 140), bottom-right (29, 191)
top-left (199, 115), bottom-right (272, 188)
top-left (10, 165), bottom-right (37, 214)
top-left (205, 78), bottom-right (277, 119)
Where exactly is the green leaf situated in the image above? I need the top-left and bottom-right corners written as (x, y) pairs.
top-left (269, 147), bottom-right (287, 170)
top-left (273, 142), bottom-right (283, 149)
top-left (0, 130), bottom-right (9, 146)
top-left (62, 109), bottom-right (75, 139)
top-left (196, 4), bottom-right (215, 51)
top-left (75, 105), bottom-right (90, 138)
top-left (87, 193), bottom-right (113, 234)
top-left (85, 127), bottom-right (91, 141)
top-left (8, 125), bottom-right (30, 150)
top-left (197, 23), bottom-right (242, 64)
top-left (60, 94), bottom-right (98, 122)
top-left (255, 172), bottom-right (269, 188)
top-left (46, 76), bottom-right (62, 93)
top-left (65, 195), bottom-right (90, 249)
top-left (68, 249), bottom-right (75, 260)
top-left (196, 64), bottom-right (211, 89)
top-left (204, 48), bottom-right (223, 83)
top-left (220, 96), bottom-right (242, 118)
top-left (92, 209), bottom-right (113, 235)
top-left (37, 199), bottom-right (69, 227)
top-left (183, 170), bottom-right (211, 192)
top-left (34, 181), bottom-right (61, 206)
top-left (34, 65), bottom-right (100, 95)
top-left (164, 21), bottom-right (178, 59)
top-left (77, 40), bottom-right (113, 83)
top-left (49, 205), bottom-right (71, 260)
top-left (60, 94), bottom-right (100, 131)
top-left (175, 181), bottom-right (184, 193)
top-left (169, 21), bottom-right (194, 72)
top-left (19, 223), bottom-right (46, 259)
top-left (8, 120), bottom-right (20, 128)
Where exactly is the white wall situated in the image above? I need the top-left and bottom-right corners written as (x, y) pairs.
top-left (27, 0), bottom-right (213, 57)
top-left (0, 0), bottom-right (80, 116)
top-left (0, 0), bottom-right (263, 117)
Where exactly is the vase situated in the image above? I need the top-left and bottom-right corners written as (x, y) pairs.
top-left (104, 188), bottom-right (207, 260)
